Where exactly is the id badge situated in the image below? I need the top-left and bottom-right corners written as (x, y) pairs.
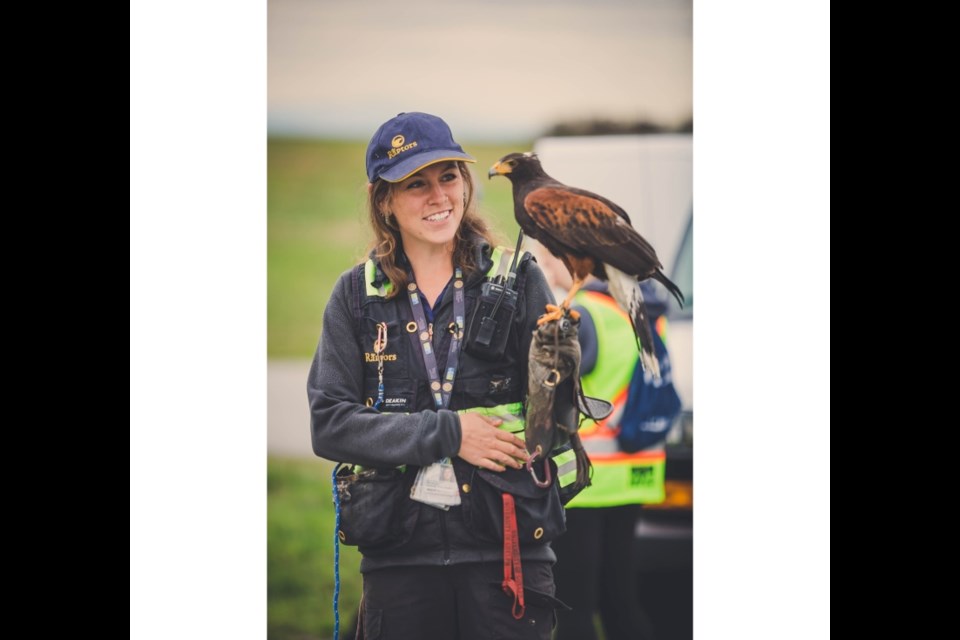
top-left (410, 457), bottom-right (462, 510)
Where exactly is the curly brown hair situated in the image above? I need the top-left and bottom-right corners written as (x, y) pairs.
top-left (366, 162), bottom-right (499, 297)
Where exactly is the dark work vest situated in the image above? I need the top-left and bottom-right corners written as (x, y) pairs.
top-left (352, 245), bottom-right (533, 416)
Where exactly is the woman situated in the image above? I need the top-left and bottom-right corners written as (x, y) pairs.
top-left (307, 112), bottom-right (566, 639)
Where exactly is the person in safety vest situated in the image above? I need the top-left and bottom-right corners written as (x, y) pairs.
top-left (530, 240), bottom-right (682, 640)
top-left (308, 113), bottom-right (578, 640)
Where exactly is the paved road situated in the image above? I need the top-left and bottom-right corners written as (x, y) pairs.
top-left (268, 359), bottom-right (315, 459)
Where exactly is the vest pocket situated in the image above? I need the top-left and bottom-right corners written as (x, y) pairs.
top-left (463, 281), bottom-right (518, 362)
top-left (361, 317), bottom-right (408, 379)
top-left (453, 375), bottom-right (521, 409)
top-left (461, 463), bottom-right (566, 546)
top-left (334, 465), bottom-right (420, 553)
top-left (363, 377), bottom-right (419, 412)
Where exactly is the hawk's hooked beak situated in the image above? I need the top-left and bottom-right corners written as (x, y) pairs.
top-left (488, 161), bottom-right (510, 179)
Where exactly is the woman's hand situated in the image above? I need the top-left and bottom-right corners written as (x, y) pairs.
top-left (457, 413), bottom-right (530, 472)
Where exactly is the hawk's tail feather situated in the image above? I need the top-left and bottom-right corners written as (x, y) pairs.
top-left (607, 266), bottom-right (662, 380)
top-left (653, 270), bottom-right (685, 309)
top-left (627, 312), bottom-right (662, 381)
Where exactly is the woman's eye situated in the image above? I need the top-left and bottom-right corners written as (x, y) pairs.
top-left (440, 172), bottom-right (458, 183)
top-left (405, 180), bottom-right (424, 189)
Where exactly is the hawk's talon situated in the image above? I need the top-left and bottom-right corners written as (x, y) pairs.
top-left (537, 304), bottom-right (564, 326)
top-left (537, 303), bottom-right (579, 326)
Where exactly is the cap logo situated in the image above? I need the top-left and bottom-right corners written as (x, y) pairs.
top-left (387, 133), bottom-right (418, 159)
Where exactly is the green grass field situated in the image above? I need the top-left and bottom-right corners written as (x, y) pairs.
top-left (268, 456), bottom-right (363, 639)
top-left (268, 137), bottom-right (533, 358)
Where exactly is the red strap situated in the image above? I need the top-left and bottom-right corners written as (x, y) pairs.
top-left (501, 493), bottom-right (525, 619)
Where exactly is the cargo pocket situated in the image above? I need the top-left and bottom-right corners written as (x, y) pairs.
top-left (334, 465), bottom-right (419, 553)
top-left (361, 605), bottom-right (382, 639)
top-left (486, 582), bottom-right (570, 638)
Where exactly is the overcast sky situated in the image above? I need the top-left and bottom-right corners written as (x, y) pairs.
top-left (268, 0), bottom-right (692, 140)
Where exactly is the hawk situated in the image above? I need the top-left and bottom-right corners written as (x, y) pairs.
top-left (489, 152), bottom-right (684, 378)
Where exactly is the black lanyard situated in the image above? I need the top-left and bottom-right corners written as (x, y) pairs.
top-left (407, 268), bottom-right (465, 409)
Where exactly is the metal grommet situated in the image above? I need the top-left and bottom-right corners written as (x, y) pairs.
top-left (406, 322), bottom-right (418, 333)
top-left (533, 527), bottom-right (544, 540)
top-left (338, 530), bottom-right (346, 542)
top-left (442, 382), bottom-right (453, 392)
top-left (462, 483), bottom-right (471, 493)
top-left (431, 381), bottom-right (441, 391)
top-left (365, 398), bottom-right (373, 407)
top-left (543, 369), bottom-right (561, 388)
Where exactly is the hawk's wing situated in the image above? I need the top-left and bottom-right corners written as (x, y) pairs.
top-left (523, 187), bottom-right (663, 276)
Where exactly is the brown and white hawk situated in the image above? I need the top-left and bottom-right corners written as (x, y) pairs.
top-left (489, 151), bottom-right (684, 378)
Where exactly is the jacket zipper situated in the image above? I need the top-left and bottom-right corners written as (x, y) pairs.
top-left (430, 288), bottom-right (452, 565)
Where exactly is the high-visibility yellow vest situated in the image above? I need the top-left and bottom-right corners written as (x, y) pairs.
top-left (457, 402), bottom-right (578, 492)
top-left (565, 290), bottom-right (666, 508)
top-left (364, 245), bottom-right (519, 298)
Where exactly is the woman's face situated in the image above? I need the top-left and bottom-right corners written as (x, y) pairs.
top-left (387, 162), bottom-right (464, 253)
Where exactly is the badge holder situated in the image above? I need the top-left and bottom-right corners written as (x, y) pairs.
top-left (410, 457), bottom-right (461, 510)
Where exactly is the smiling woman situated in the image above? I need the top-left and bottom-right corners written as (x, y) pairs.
top-left (306, 112), bottom-right (572, 639)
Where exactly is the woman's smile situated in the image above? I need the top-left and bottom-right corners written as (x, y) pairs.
top-left (423, 209), bottom-right (452, 223)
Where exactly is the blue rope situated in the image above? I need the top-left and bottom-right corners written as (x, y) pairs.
top-left (331, 464), bottom-right (344, 640)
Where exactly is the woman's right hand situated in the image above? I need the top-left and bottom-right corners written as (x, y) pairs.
top-left (457, 413), bottom-right (530, 472)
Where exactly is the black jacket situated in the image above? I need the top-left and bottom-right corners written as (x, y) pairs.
top-left (308, 238), bottom-right (558, 572)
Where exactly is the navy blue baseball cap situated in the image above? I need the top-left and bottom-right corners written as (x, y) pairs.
top-left (365, 112), bottom-right (475, 183)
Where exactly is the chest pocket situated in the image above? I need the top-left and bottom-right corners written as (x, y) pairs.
top-left (362, 378), bottom-right (420, 413)
top-left (453, 374), bottom-right (522, 408)
top-left (360, 317), bottom-right (408, 378)
top-left (361, 317), bottom-right (419, 411)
